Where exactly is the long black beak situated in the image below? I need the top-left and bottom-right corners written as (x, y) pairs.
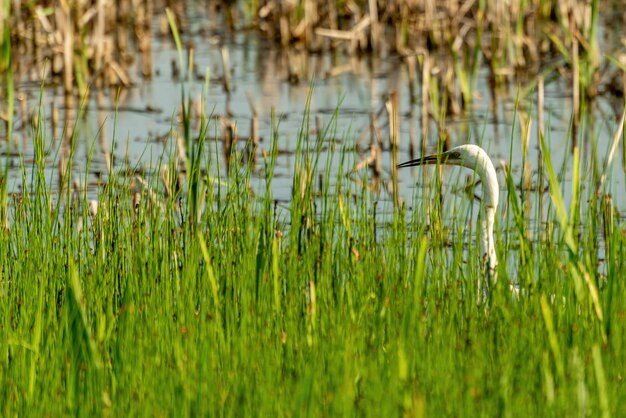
top-left (397, 154), bottom-right (447, 168)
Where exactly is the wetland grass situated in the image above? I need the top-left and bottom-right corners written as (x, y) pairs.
top-left (1, 80), bottom-right (626, 416)
top-left (1, 1), bottom-right (626, 417)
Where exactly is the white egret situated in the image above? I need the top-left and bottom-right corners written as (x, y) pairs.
top-left (398, 144), bottom-right (499, 296)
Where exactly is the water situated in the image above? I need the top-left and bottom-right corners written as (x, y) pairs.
top-left (3, 10), bottom-right (626, 224)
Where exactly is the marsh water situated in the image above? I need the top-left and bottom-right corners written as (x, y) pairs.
top-left (3, 7), bottom-right (626, 226)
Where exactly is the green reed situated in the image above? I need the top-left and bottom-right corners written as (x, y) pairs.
top-left (1, 81), bottom-right (626, 417)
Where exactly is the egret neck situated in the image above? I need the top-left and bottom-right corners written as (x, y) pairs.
top-left (398, 144), bottom-right (499, 282)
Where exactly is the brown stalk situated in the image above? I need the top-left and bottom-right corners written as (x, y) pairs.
top-left (59, 3), bottom-right (73, 96)
top-left (94, 0), bottom-right (105, 86)
top-left (386, 90), bottom-right (399, 206)
top-left (421, 52), bottom-right (430, 156)
top-left (221, 46), bottom-right (231, 93)
top-left (368, 0), bottom-right (379, 53)
top-left (96, 90), bottom-right (111, 174)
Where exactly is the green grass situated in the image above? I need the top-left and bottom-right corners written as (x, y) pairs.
top-left (0, 87), bottom-right (625, 417)
top-left (1, 17), bottom-right (625, 411)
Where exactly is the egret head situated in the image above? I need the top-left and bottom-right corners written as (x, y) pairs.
top-left (397, 144), bottom-right (499, 210)
top-left (397, 144), bottom-right (487, 171)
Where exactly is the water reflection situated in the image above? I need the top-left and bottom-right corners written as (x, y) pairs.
top-left (3, 14), bottom-right (626, 220)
